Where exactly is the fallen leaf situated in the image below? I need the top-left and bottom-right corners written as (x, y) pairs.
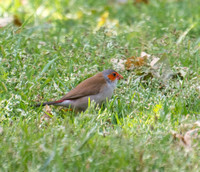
top-left (111, 58), bottom-right (126, 71)
top-left (0, 15), bottom-right (22, 28)
top-left (0, 17), bottom-right (13, 28)
top-left (40, 105), bottom-right (53, 123)
top-left (13, 15), bottom-right (22, 26)
top-left (150, 57), bottom-right (160, 67)
top-left (125, 56), bottom-right (147, 70)
top-left (183, 129), bottom-right (199, 147)
top-left (151, 54), bottom-right (174, 83)
top-left (45, 104), bottom-right (53, 115)
top-left (140, 51), bottom-right (151, 58)
top-left (36, 94), bottom-right (44, 102)
top-left (134, 0), bottom-right (149, 4)
top-left (40, 113), bottom-right (52, 122)
top-left (134, 57), bottom-right (147, 66)
top-left (172, 121), bottom-right (200, 151)
top-left (125, 52), bottom-right (189, 86)
top-left (125, 52), bottom-right (150, 70)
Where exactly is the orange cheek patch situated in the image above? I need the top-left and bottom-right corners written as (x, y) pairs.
top-left (108, 74), bottom-right (116, 81)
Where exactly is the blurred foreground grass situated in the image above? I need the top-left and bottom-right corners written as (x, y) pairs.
top-left (0, 0), bottom-right (200, 171)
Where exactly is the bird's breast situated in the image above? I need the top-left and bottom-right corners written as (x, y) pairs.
top-left (92, 81), bottom-right (117, 104)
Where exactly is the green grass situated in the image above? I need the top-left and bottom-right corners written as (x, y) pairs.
top-left (0, 0), bottom-right (200, 171)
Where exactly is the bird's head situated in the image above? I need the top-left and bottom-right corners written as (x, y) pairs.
top-left (102, 69), bottom-right (123, 83)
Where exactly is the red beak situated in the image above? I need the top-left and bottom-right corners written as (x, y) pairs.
top-left (117, 74), bottom-right (123, 80)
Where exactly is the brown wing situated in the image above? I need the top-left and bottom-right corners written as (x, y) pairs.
top-left (61, 72), bottom-right (106, 100)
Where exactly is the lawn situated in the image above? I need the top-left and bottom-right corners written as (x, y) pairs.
top-left (0, 0), bottom-right (200, 171)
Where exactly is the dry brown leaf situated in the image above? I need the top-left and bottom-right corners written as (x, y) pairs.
top-left (0, 15), bottom-right (22, 28)
top-left (125, 52), bottom-right (150, 70)
top-left (111, 58), bottom-right (126, 71)
top-left (36, 94), bottom-right (44, 102)
top-left (134, 0), bottom-right (149, 4)
top-left (183, 129), bottom-right (199, 147)
top-left (0, 17), bottom-right (13, 28)
top-left (125, 56), bottom-right (147, 70)
top-left (172, 122), bottom-right (200, 151)
top-left (13, 15), bottom-right (22, 27)
top-left (125, 52), bottom-right (174, 84)
top-left (40, 105), bottom-right (53, 122)
top-left (45, 104), bottom-right (52, 115)
top-left (40, 113), bottom-right (52, 122)
top-left (126, 51), bottom-right (190, 86)
top-left (172, 132), bottom-right (188, 147)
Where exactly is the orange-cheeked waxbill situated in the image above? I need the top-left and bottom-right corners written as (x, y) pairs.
top-left (35, 69), bottom-right (123, 111)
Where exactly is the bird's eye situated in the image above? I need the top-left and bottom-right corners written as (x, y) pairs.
top-left (113, 73), bottom-right (116, 77)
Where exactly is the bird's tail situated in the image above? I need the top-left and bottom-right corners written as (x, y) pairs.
top-left (35, 100), bottom-right (64, 107)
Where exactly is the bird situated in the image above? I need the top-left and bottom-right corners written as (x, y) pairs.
top-left (35, 69), bottom-right (123, 112)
